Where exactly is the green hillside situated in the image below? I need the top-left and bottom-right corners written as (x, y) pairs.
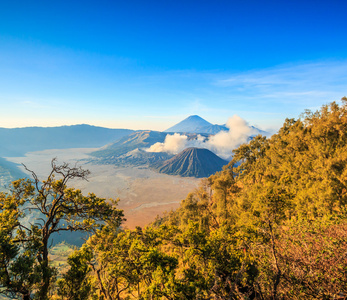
top-left (57, 99), bottom-right (347, 299)
top-left (1, 99), bottom-right (347, 299)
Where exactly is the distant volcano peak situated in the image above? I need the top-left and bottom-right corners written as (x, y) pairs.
top-left (164, 115), bottom-right (226, 134)
top-left (185, 115), bottom-right (207, 120)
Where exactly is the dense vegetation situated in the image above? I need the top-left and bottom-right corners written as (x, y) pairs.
top-left (1, 99), bottom-right (347, 299)
top-left (0, 160), bottom-right (124, 300)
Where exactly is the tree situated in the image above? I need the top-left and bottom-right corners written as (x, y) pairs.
top-left (0, 159), bottom-right (124, 300)
top-left (56, 245), bottom-right (92, 300)
top-left (77, 225), bottom-right (180, 300)
top-left (152, 98), bottom-right (347, 298)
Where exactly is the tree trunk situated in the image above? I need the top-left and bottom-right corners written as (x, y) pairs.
top-left (37, 235), bottom-right (50, 300)
top-left (23, 293), bottom-right (31, 300)
top-left (268, 222), bottom-right (281, 300)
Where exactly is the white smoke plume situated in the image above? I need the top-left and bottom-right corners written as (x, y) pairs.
top-left (207, 115), bottom-right (257, 159)
top-left (147, 115), bottom-right (258, 160)
top-left (147, 133), bottom-right (206, 154)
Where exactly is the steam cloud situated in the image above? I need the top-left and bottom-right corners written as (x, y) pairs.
top-left (147, 133), bottom-right (206, 154)
top-left (146, 115), bottom-right (258, 159)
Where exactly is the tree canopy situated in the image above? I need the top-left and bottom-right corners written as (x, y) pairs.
top-left (1, 98), bottom-right (347, 299)
top-left (0, 159), bottom-right (124, 300)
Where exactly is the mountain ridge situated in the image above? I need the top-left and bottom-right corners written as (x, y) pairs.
top-left (0, 124), bottom-right (133, 157)
top-left (91, 130), bottom-right (168, 160)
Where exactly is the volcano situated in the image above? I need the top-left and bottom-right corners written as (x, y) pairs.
top-left (152, 147), bottom-right (229, 178)
top-left (164, 115), bottom-right (228, 134)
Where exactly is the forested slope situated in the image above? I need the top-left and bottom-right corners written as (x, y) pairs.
top-left (1, 99), bottom-right (347, 299)
top-left (55, 99), bottom-right (347, 299)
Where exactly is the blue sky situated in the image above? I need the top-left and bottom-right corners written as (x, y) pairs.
top-left (0, 0), bottom-right (346, 132)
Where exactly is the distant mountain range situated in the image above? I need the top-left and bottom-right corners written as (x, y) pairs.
top-left (89, 115), bottom-right (268, 177)
top-left (0, 115), bottom-right (269, 179)
top-left (164, 115), bottom-right (268, 136)
top-left (0, 125), bottom-right (133, 157)
top-left (90, 130), bottom-right (215, 171)
top-left (152, 147), bottom-right (228, 178)
top-left (0, 116), bottom-right (267, 157)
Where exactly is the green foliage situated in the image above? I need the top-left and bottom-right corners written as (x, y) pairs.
top-left (85, 225), bottom-right (181, 299)
top-left (4, 99), bottom-right (347, 299)
top-left (149, 98), bottom-right (347, 299)
top-left (57, 245), bottom-right (92, 300)
top-left (0, 159), bottom-right (124, 300)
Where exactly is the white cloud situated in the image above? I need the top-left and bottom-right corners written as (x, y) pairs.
top-left (207, 115), bottom-right (257, 158)
top-left (215, 61), bottom-right (347, 105)
top-left (147, 115), bottom-right (258, 159)
top-left (147, 133), bottom-right (189, 154)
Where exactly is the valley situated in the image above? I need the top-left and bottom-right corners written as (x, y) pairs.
top-left (5, 148), bottom-right (200, 229)
top-left (0, 4), bottom-right (344, 297)
top-left (0, 115), bottom-right (260, 229)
